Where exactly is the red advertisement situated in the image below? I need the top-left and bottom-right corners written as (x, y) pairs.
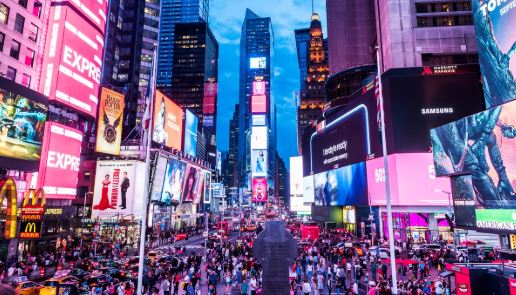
top-left (62, 0), bottom-right (108, 32)
top-left (252, 81), bottom-right (266, 95)
top-left (251, 95), bottom-right (266, 113)
top-left (203, 82), bottom-right (217, 115)
top-left (446, 264), bottom-right (471, 295)
top-left (509, 278), bottom-right (516, 295)
top-left (37, 122), bottom-right (83, 199)
top-left (252, 178), bottom-right (267, 202)
top-left (40, 5), bottom-right (106, 118)
top-left (153, 90), bottom-right (184, 150)
top-left (301, 225), bottom-right (320, 241)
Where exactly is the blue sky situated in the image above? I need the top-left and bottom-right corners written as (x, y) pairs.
top-left (211, 0), bottom-right (327, 168)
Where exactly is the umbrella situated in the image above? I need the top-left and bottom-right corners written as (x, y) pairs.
top-left (382, 258), bottom-right (419, 265)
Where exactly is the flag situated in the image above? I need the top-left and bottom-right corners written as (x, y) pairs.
top-left (374, 74), bottom-right (382, 132)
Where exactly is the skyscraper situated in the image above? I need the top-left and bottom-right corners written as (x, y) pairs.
top-left (238, 9), bottom-right (276, 198)
top-left (223, 104), bottom-right (239, 189)
top-left (157, 0), bottom-right (209, 94)
top-left (294, 28), bottom-right (310, 90)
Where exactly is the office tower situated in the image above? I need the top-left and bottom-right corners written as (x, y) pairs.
top-left (275, 152), bottom-right (289, 203)
top-left (376, 0), bottom-right (478, 72)
top-left (157, 0), bottom-right (209, 94)
top-left (238, 9), bottom-right (276, 199)
top-left (296, 13), bottom-right (328, 153)
top-left (0, 0), bottom-right (46, 89)
top-left (223, 104), bottom-right (239, 189)
top-left (326, 0), bottom-right (376, 74)
top-left (295, 28), bottom-right (310, 90)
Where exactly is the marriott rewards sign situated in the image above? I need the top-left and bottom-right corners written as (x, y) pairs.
top-left (92, 161), bottom-right (146, 219)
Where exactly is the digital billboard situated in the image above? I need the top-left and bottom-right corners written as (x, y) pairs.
top-left (313, 162), bottom-right (367, 206)
top-left (161, 158), bottom-right (186, 204)
top-left (40, 5), bottom-right (106, 118)
top-left (290, 196), bottom-right (310, 213)
top-left (0, 76), bottom-right (48, 171)
top-left (203, 82), bottom-right (217, 115)
top-left (450, 175), bottom-right (477, 228)
top-left (96, 88), bottom-right (124, 155)
top-left (150, 155), bottom-right (168, 201)
top-left (252, 81), bottom-right (266, 95)
top-left (153, 90), bottom-right (183, 150)
top-left (251, 114), bottom-right (266, 126)
top-left (38, 122), bottom-right (82, 199)
top-left (203, 171), bottom-right (211, 204)
top-left (251, 95), bottom-right (267, 113)
top-left (252, 178), bottom-right (267, 202)
top-left (92, 161), bottom-right (146, 219)
top-left (251, 150), bottom-right (267, 177)
top-left (251, 126), bottom-right (268, 150)
top-left (472, 0), bottom-right (516, 107)
top-left (290, 156), bottom-right (303, 195)
top-left (194, 171), bottom-right (205, 204)
top-left (184, 110), bottom-right (198, 157)
top-left (302, 176), bottom-right (315, 203)
top-left (182, 164), bottom-right (200, 202)
top-left (366, 153), bottom-right (451, 206)
top-left (250, 57), bottom-right (267, 69)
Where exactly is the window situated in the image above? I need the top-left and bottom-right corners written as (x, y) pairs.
top-left (25, 48), bottom-right (34, 67)
top-left (0, 3), bottom-right (9, 24)
top-left (14, 13), bottom-right (24, 33)
top-left (28, 23), bottom-right (38, 41)
top-left (18, 0), bottom-right (27, 8)
top-left (21, 73), bottom-right (31, 87)
top-left (6, 66), bottom-right (16, 81)
top-left (10, 40), bottom-right (20, 59)
top-left (0, 32), bottom-right (4, 51)
top-left (32, 0), bottom-right (42, 17)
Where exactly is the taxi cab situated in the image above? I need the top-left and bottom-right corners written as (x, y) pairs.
top-left (40, 276), bottom-right (79, 295)
top-left (15, 281), bottom-right (42, 295)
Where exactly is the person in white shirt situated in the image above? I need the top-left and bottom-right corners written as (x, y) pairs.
top-left (302, 279), bottom-right (312, 295)
top-left (250, 276), bottom-right (258, 295)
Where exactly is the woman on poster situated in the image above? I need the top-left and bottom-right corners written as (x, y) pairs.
top-left (94, 174), bottom-right (113, 210)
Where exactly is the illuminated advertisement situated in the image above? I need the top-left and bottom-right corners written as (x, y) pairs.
top-left (290, 196), bottom-right (310, 213)
top-left (203, 82), bottom-right (217, 115)
top-left (40, 5), bottom-right (106, 118)
top-left (431, 99), bottom-right (516, 209)
top-left (203, 171), bottom-right (211, 204)
top-left (314, 162), bottom-right (367, 206)
top-left (92, 161), bottom-right (146, 219)
top-left (342, 206), bottom-right (356, 224)
top-left (0, 77), bottom-right (47, 171)
top-left (250, 126), bottom-right (268, 150)
top-left (450, 175), bottom-right (477, 227)
top-left (290, 156), bottom-right (303, 195)
top-left (38, 122), bottom-right (82, 199)
top-left (476, 209), bottom-right (516, 231)
top-left (251, 95), bottom-right (267, 113)
top-left (184, 110), bottom-right (198, 157)
top-left (302, 176), bottom-right (315, 203)
top-left (153, 90), bottom-right (183, 150)
top-left (182, 164), bottom-right (200, 202)
top-left (96, 88), bottom-right (124, 155)
top-left (194, 171), bottom-right (205, 204)
top-left (251, 114), bottom-right (266, 126)
top-left (251, 150), bottom-right (267, 177)
top-left (250, 57), bottom-right (267, 69)
top-left (472, 0), bottom-right (516, 107)
top-left (252, 81), bottom-right (266, 95)
top-left (252, 178), bottom-right (267, 202)
top-left (366, 153), bottom-right (451, 206)
top-left (150, 155), bottom-right (168, 201)
top-left (60, 0), bottom-right (108, 32)
top-left (161, 158), bottom-right (186, 204)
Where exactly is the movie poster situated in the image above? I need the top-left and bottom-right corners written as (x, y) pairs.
top-left (252, 178), bottom-right (267, 202)
top-left (313, 162), bottom-right (367, 206)
top-left (194, 171), bottom-right (205, 204)
top-left (161, 158), bottom-right (186, 204)
top-left (182, 164), bottom-right (200, 202)
top-left (153, 90), bottom-right (183, 149)
top-left (96, 88), bottom-right (124, 155)
top-left (251, 150), bottom-right (267, 177)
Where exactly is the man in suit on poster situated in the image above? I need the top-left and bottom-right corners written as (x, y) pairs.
top-left (120, 172), bottom-right (130, 209)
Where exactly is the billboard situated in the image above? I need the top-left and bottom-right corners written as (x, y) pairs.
top-left (290, 196), bottom-right (310, 213)
top-left (366, 153), bottom-right (451, 206)
top-left (40, 5), bottom-right (106, 118)
top-left (252, 178), bottom-right (267, 202)
top-left (251, 114), bottom-right (266, 126)
top-left (153, 90), bottom-right (183, 150)
top-left (302, 176), bottom-right (315, 203)
top-left (253, 81), bottom-right (266, 95)
top-left (472, 0), bottom-right (516, 107)
top-left (251, 95), bottom-right (267, 113)
top-left (184, 110), bottom-right (198, 157)
top-left (313, 162), bottom-right (367, 206)
top-left (150, 155), bottom-right (168, 201)
top-left (250, 57), bottom-right (267, 69)
top-left (203, 171), bottom-right (211, 204)
top-left (251, 126), bottom-right (268, 150)
top-left (450, 175), bottom-right (477, 228)
top-left (92, 161), bottom-right (146, 219)
top-left (194, 171), bottom-right (205, 204)
top-left (38, 122), bottom-right (82, 199)
top-left (251, 150), bottom-right (267, 177)
top-left (203, 82), bottom-right (217, 115)
top-left (0, 76), bottom-right (48, 171)
top-left (95, 88), bottom-right (124, 155)
top-left (290, 156), bottom-right (303, 195)
top-left (182, 164), bottom-right (200, 202)
top-left (161, 158), bottom-right (186, 204)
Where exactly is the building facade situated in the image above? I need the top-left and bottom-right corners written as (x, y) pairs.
top-left (222, 104), bottom-right (239, 190)
top-left (294, 28), bottom-right (310, 91)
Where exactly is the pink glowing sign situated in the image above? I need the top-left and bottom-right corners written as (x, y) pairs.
top-left (252, 178), bottom-right (267, 202)
top-left (38, 122), bottom-right (83, 199)
top-left (251, 95), bottom-right (266, 113)
top-left (252, 81), bottom-right (266, 95)
top-left (367, 153), bottom-right (451, 206)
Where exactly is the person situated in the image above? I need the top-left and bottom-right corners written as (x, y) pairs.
top-left (302, 279), bottom-right (312, 295)
top-left (161, 277), bottom-right (170, 295)
top-left (381, 262), bottom-right (388, 279)
top-left (94, 174), bottom-right (113, 210)
top-left (250, 276), bottom-right (258, 295)
top-left (120, 172), bottom-right (130, 209)
top-left (352, 281), bottom-right (359, 294)
top-left (183, 168), bottom-right (197, 202)
top-left (241, 280), bottom-right (249, 295)
top-left (116, 283), bottom-right (125, 295)
top-left (327, 273), bottom-right (334, 295)
top-left (153, 96), bottom-right (167, 144)
top-left (255, 151), bottom-right (265, 173)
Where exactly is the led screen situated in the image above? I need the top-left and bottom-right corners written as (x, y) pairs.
top-left (290, 156), bottom-right (303, 195)
top-left (252, 177), bottom-right (267, 202)
top-left (182, 164), bottom-right (200, 202)
top-left (184, 110), bottom-right (198, 157)
top-left (450, 175), bottom-right (477, 228)
top-left (303, 176), bottom-right (315, 204)
top-left (161, 158), bottom-right (186, 204)
top-left (251, 95), bottom-right (266, 113)
top-left (431, 99), bottom-right (516, 209)
top-left (313, 162), bottom-right (367, 206)
top-left (92, 161), bottom-right (146, 219)
top-left (251, 114), bottom-right (266, 126)
top-left (194, 171), bottom-right (205, 204)
top-left (251, 126), bottom-right (268, 150)
top-left (290, 196), bottom-right (310, 213)
top-left (203, 171), bottom-right (211, 204)
top-left (40, 6), bottom-right (105, 118)
top-left (203, 82), bottom-right (217, 116)
top-left (251, 150), bottom-right (267, 177)
top-left (153, 90), bottom-right (183, 150)
top-left (150, 155), bottom-right (168, 201)
top-left (61, 0), bottom-right (108, 32)
top-left (250, 57), bottom-right (267, 69)
top-left (472, 0), bottom-right (516, 107)
top-left (252, 81), bottom-right (266, 95)
top-left (96, 88), bottom-right (124, 155)
top-left (38, 122), bottom-right (82, 199)
top-left (0, 77), bottom-right (48, 171)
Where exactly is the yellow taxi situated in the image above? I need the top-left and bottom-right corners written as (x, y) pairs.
top-left (15, 281), bottom-right (42, 295)
top-left (39, 276), bottom-right (79, 295)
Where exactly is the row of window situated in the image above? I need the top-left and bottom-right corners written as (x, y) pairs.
top-left (2, 62), bottom-right (32, 87)
top-left (415, 2), bottom-right (471, 13)
top-left (0, 31), bottom-right (36, 66)
top-left (416, 15), bottom-right (473, 27)
top-left (1, 3), bottom-right (40, 41)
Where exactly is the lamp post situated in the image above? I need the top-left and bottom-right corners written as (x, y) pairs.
top-left (79, 192), bottom-right (93, 250)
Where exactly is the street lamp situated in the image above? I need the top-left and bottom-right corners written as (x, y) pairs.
top-left (79, 192), bottom-right (93, 250)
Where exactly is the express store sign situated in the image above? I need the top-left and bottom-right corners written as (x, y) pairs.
top-left (40, 2), bottom-right (107, 118)
top-left (37, 122), bottom-right (83, 199)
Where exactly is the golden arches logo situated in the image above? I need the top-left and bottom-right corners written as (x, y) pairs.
top-left (23, 188), bottom-right (46, 207)
top-left (0, 178), bottom-right (17, 239)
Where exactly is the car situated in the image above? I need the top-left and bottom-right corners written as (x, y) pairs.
top-left (379, 243), bottom-right (403, 255)
top-left (368, 246), bottom-right (391, 259)
top-left (147, 251), bottom-right (158, 261)
top-left (15, 281), bottom-right (42, 295)
top-left (175, 233), bottom-right (188, 241)
top-left (86, 274), bottom-right (113, 288)
top-left (67, 269), bottom-right (90, 280)
top-left (40, 277), bottom-right (79, 295)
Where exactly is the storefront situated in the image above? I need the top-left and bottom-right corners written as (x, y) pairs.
top-left (174, 203), bottom-right (198, 229)
top-left (379, 211), bottom-right (452, 243)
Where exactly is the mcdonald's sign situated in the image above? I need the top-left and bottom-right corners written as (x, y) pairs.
top-left (21, 189), bottom-right (46, 218)
top-left (19, 221), bottom-right (41, 239)
top-left (0, 178), bottom-right (17, 239)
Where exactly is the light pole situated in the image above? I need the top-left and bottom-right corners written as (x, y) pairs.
top-left (79, 192), bottom-right (93, 250)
